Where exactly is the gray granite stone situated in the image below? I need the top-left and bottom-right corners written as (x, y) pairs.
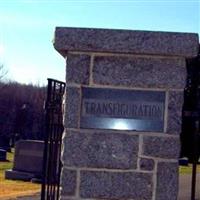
top-left (140, 158), bottom-right (155, 171)
top-left (5, 169), bottom-right (35, 181)
top-left (64, 87), bottom-right (81, 128)
top-left (66, 54), bottom-right (90, 85)
top-left (54, 27), bottom-right (199, 57)
top-left (156, 162), bottom-right (179, 200)
top-left (93, 56), bottom-right (186, 89)
top-left (167, 91), bottom-right (184, 134)
top-left (12, 140), bottom-right (44, 175)
top-left (60, 168), bottom-right (77, 196)
top-left (143, 136), bottom-right (180, 159)
top-left (63, 130), bottom-right (139, 169)
top-left (80, 170), bottom-right (153, 199)
top-left (5, 141), bottom-right (44, 181)
top-left (56, 27), bottom-right (189, 200)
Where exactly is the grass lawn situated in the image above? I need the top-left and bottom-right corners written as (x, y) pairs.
top-left (179, 164), bottom-right (200, 174)
top-left (0, 150), bottom-right (40, 200)
top-left (0, 149), bottom-right (199, 199)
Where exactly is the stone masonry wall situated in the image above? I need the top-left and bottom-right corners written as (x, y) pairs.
top-left (54, 28), bottom-right (199, 200)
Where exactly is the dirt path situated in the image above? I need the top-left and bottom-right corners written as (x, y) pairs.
top-left (179, 173), bottom-right (200, 200)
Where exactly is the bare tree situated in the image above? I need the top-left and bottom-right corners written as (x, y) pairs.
top-left (0, 64), bottom-right (7, 80)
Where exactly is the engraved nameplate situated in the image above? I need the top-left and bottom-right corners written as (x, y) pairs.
top-left (80, 87), bottom-right (165, 132)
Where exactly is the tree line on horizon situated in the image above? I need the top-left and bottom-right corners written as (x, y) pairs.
top-left (0, 65), bottom-right (47, 150)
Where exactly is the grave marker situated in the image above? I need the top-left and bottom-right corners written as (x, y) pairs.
top-left (5, 140), bottom-right (44, 181)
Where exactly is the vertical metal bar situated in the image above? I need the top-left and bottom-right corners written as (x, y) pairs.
top-left (55, 83), bottom-right (61, 199)
top-left (191, 120), bottom-right (199, 200)
top-left (191, 162), bottom-right (197, 200)
top-left (52, 123), bottom-right (58, 199)
top-left (41, 79), bottom-right (53, 200)
top-left (49, 81), bottom-right (56, 199)
top-left (57, 126), bottom-right (63, 200)
top-left (47, 81), bottom-right (55, 200)
top-left (56, 83), bottom-right (65, 200)
top-left (55, 83), bottom-right (62, 200)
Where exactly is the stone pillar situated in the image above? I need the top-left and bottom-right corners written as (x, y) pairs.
top-left (54, 27), bottom-right (199, 200)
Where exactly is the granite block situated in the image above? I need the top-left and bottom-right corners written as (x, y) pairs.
top-left (93, 56), bottom-right (186, 89)
top-left (54, 27), bottom-right (199, 57)
top-left (60, 168), bottom-right (77, 196)
top-left (142, 136), bottom-right (180, 159)
top-left (156, 162), bottom-right (179, 200)
top-left (13, 140), bottom-right (44, 175)
top-left (63, 130), bottom-right (139, 169)
top-left (140, 158), bottom-right (155, 171)
top-left (167, 91), bottom-right (184, 134)
top-left (80, 171), bottom-right (153, 199)
top-left (64, 87), bottom-right (80, 128)
top-left (5, 169), bottom-right (35, 181)
top-left (66, 54), bottom-right (90, 85)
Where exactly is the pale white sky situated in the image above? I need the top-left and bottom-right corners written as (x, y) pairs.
top-left (0, 0), bottom-right (199, 85)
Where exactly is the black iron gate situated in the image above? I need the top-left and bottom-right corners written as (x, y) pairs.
top-left (180, 54), bottom-right (200, 200)
top-left (41, 78), bottom-right (66, 200)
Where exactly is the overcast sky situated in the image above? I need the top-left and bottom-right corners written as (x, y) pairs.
top-left (0, 0), bottom-right (199, 85)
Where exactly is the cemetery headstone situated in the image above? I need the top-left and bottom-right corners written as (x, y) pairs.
top-left (5, 140), bottom-right (44, 181)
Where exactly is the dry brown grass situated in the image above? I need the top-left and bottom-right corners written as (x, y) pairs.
top-left (0, 151), bottom-right (40, 199)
